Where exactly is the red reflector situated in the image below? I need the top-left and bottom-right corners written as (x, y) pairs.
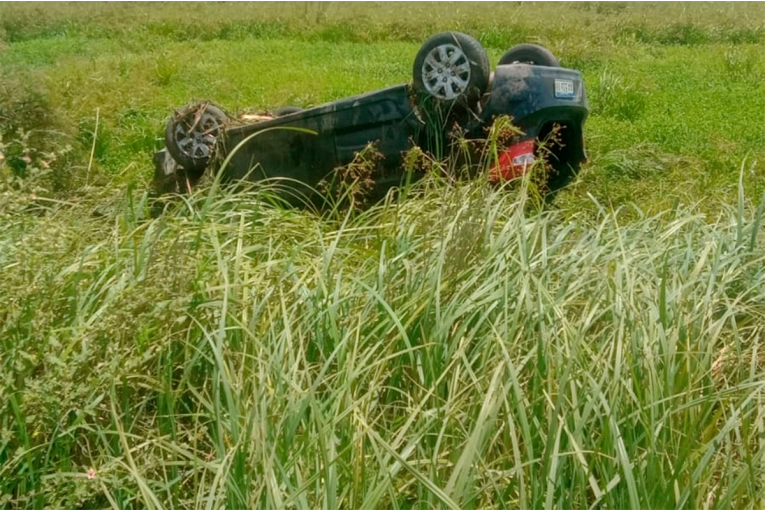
top-left (489, 139), bottom-right (536, 182)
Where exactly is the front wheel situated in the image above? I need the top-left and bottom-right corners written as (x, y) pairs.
top-left (165, 103), bottom-right (228, 173)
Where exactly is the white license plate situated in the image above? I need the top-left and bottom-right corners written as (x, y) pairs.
top-left (554, 79), bottom-right (575, 99)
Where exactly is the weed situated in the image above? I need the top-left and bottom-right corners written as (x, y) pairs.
top-left (575, 1), bottom-right (630, 15)
top-left (318, 142), bottom-right (381, 210)
top-left (0, 75), bottom-right (58, 150)
top-left (592, 68), bottom-right (647, 121)
top-left (153, 54), bottom-right (180, 88)
top-left (722, 48), bottom-right (763, 85)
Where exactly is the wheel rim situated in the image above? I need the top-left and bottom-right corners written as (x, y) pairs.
top-left (173, 110), bottom-right (222, 160)
top-left (421, 43), bottom-right (471, 100)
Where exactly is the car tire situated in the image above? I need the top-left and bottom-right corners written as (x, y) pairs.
top-left (273, 106), bottom-right (303, 117)
top-left (498, 44), bottom-right (560, 67)
top-left (165, 103), bottom-right (228, 173)
top-left (413, 32), bottom-right (490, 111)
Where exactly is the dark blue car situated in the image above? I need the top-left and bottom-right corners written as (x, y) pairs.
top-left (154, 32), bottom-right (588, 204)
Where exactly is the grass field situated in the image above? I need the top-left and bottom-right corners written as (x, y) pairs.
top-left (2, 2), bottom-right (765, 508)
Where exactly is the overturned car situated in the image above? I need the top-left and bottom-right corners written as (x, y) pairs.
top-left (153, 32), bottom-right (588, 205)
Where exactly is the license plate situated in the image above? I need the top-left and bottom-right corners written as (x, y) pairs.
top-left (554, 79), bottom-right (575, 99)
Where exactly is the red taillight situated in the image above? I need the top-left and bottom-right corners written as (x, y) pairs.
top-left (489, 139), bottom-right (536, 182)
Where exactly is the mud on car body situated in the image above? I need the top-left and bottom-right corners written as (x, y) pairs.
top-left (153, 32), bottom-right (589, 205)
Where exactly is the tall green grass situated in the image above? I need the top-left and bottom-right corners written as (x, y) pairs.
top-left (2, 173), bottom-right (764, 508)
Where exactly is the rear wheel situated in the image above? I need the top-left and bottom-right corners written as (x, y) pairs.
top-left (413, 32), bottom-right (490, 113)
top-left (498, 44), bottom-right (560, 67)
